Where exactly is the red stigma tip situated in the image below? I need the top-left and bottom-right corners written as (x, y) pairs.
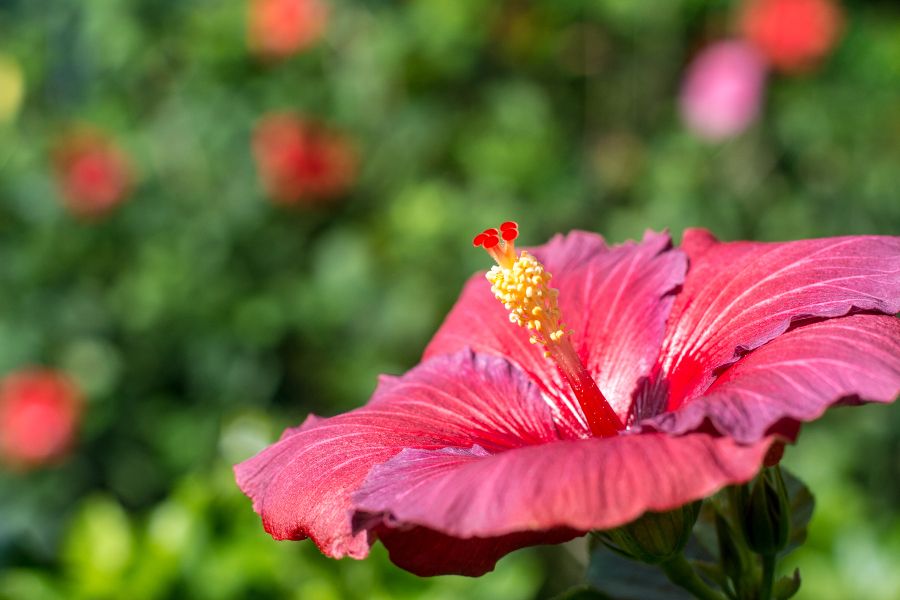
top-left (475, 222), bottom-right (519, 254)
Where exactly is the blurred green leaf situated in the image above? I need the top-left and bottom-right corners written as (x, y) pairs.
top-left (780, 467), bottom-right (815, 558)
top-left (62, 495), bottom-right (134, 598)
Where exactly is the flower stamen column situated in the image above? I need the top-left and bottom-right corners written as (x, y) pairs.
top-left (474, 222), bottom-right (623, 438)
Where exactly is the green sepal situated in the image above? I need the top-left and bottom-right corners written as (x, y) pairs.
top-left (714, 509), bottom-right (756, 600)
top-left (596, 501), bottom-right (701, 565)
top-left (736, 466), bottom-right (791, 555)
top-left (773, 569), bottom-right (801, 600)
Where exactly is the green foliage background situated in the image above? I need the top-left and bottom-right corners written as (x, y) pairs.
top-left (1, 1), bottom-right (899, 598)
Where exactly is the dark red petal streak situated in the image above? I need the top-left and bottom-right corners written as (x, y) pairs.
top-left (426, 231), bottom-right (686, 432)
top-left (374, 524), bottom-right (579, 577)
top-left (645, 315), bottom-right (900, 443)
top-left (353, 434), bottom-right (770, 542)
top-left (659, 229), bottom-right (900, 410)
top-left (234, 351), bottom-right (560, 559)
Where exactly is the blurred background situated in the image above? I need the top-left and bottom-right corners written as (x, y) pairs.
top-left (1, 0), bottom-right (898, 598)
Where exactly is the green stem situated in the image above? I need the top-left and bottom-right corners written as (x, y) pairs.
top-left (660, 554), bottom-right (728, 600)
top-left (760, 553), bottom-right (776, 600)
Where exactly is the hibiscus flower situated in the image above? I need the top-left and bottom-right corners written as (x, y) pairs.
top-left (52, 128), bottom-right (132, 218)
top-left (0, 369), bottom-right (82, 470)
top-left (252, 112), bottom-right (356, 205)
top-left (739, 0), bottom-right (844, 74)
top-left (235, 225), bottom-right (900, 576)
top-left (248, 0), bottom-right (329, 60)
top-left (679, 40), bottom-right (767, 142)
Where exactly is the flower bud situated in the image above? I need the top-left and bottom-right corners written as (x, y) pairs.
top-left (736, 466), bottom-right (790, 555)
top-left (597, 501), bottom-right (701, 564)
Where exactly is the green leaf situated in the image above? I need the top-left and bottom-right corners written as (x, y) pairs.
top-left (779, 467), bottom-right (815, 557)
top-left (586, 544), bottom-right (692, 600)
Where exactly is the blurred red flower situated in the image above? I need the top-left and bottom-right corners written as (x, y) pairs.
top-left (680, 40), bottom-right (767, 141)
top-left (252, 112), bottom-right (356, 205)
top-left (0, 369), bottom-right (82, 470)
top-left (53, 129), bottom-right (132, 218)
top-left (248, 0), bottom-right (328, 60)
top-left (739, 0), bottom-right (844, 73)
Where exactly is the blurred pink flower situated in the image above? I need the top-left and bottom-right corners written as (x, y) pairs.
top-left (680, 40), bottom-right (767, 142)
top-left (248, 0), bottom-right (328, 60)
top-left (252, 112), bottom-right (356, 205)
top-left (53, 129), bottom-right (132, 218)
top-left (0, 370), bottom-right (82, 471)
top-left (740, 0), bottom-right (844, 73)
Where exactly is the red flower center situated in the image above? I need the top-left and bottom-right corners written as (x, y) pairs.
top-left (474, 222), bottom-right (623, 438)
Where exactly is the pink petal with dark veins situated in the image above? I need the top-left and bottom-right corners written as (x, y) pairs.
top-left (644, 315), bottom-right (900, 443)
top-left (234, 351), bottom-right (561, 559)
top-left (657, 229), bottom-right (900, 411)
top-left (353, 434), bottom-right (771, 548)
top-left (425, 230), bottom-right (686, 431)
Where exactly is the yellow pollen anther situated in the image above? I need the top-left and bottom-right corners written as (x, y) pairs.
top-left (485, 250), bottom-right (567, 349)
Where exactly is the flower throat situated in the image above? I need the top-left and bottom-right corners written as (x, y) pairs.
top-left (473, 222), bottom-right (623, 437)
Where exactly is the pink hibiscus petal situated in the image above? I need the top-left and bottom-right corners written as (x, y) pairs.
top-left (555, 232), bottom-right (687, 422)
top-left (658, 229), bottom-right (900, 410)
top-left (644, 315), bottom-right (900, 443)
top-left (234, 350), bottom-right (561, 559)
top-left (374, 524), bottom-right (579, 577)
top-left (278, 413), bottom-right (324, 440)
top-left (425, 230), bottom-right (686, 431)
top-left (352, 434), bottom-right (771, 544)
